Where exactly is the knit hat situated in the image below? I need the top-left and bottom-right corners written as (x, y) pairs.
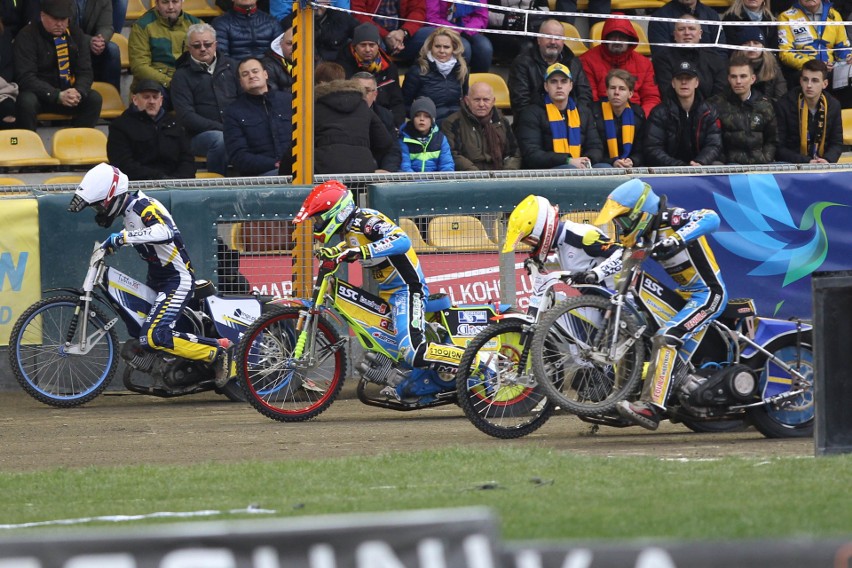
top-left (738, 26), bottom-right (767, 46)
top-left (410, 96), bottom-right (437, 121)
top-left (353, 22), bottom-right (381, 45)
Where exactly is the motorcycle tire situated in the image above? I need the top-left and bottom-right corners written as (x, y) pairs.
top-left (9, 295), bottom-right (119, 407)
top-left (236, 307), bottom-right (346, 422)
top-left (531, 295), bottom-right (645, 416)
top-left (681, 419), bottom-right (750, 434)
top-left (216, 379), bottom-right (247, 402)
top-left (456, 320), bottom-right (555, 439)
top-left (747, 339), bottom-right (815, 439)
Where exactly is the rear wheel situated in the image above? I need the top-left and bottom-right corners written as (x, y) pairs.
top-left (236, 307), bottom-right (346, 422)
top-left (456, 320), bottom-right (554, 439)
top-left (747, 341), bottom-right (814, 438)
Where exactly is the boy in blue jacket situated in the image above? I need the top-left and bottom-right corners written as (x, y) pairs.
top-left (399, 97), bottom-right (455, 172)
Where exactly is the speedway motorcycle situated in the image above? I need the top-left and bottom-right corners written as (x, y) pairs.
top-left (529, 242), bottom-right (814, 438)
top-left (8, 243), bottom-right (262, 407)
top-left (235, 250), bottom-right (520, 423)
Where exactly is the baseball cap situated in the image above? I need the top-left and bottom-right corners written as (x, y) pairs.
top-left (544, 63), bottom-right (572, 81)
top-left (673, 61), bottom-right (699, 78)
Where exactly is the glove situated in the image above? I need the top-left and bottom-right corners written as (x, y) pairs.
top-left (316, 243), bottom-right (347, 261)
top-left (651, 235), bottom-right (685, 261)
top-left (100, 232), bottom-right (125, 255)
top-left (573, 271), bottom-right (600, 285)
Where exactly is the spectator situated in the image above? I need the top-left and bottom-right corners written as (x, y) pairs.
top-left (579, 15), bottom-right (661, 116)
top-left (426, 0), bottom-right (493, 73)
top-left (212, 0), bottom-right (281, 61)
top-left (107, 79), bottom-right (196, 180)
top-left (592, 69), bottom-right (646, 168)
top-left (314, 0), bottom-right (358, 62)
top-left (736, 27), bottom-right (786, 101)
top-left (349, 0), bottom-right (435, 62)
top-left (14, 0), bottom-right (103, 131)
top-left (774, 59), bottom-right (843, 163)
top-left (648, 0), bottom-right (727, 57)
top-left (399, 96), bottom-right (454, 172)
top-left (224, 57), bottom-right (292, 176)
top-left (128, 0), bottom-right (201, 96)
top-left (516, 63), bottom-right (605, 169)
top-left (778, 0), bottom-right (851, 76)
top-left (440, 81), bottom-right (522, 171)
top-left (722, 0), bottom-right (778, 51)
top-left (555, 0), bottom-right (610, 27)
top-left (353, 71), bottom-right (398, 140)
top-left (508, 18), bottom-right (592, 116)
top-left (0, 15), bottom-right (12, 83)
top-left (262, 28), bottom-right (294, 91)
top-left (271, 0), bottom-right (349, 22)
top-left (709, 53), bottom-right (777, 164)
top-left (653, 15), bottom-right (727, 100)
top-left (171, 23), bottom-right (240, 176)
top-left (644, 60), bottom-right (723, 167)
top-left (486, 0), bottom-right (550, 62)
top-left (337, 22), bottom-right (406, 125)
top-left (0, 17), bottom-right (16, 128)
top-left (402, 27), bottom-right (469, 123)
top-left (70, 0), bottom-right (122, 91)
top-left (1, 0), bottom-right (39, 38)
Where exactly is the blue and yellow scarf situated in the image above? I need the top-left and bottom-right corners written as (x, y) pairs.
top-left (55, 32), bottom-right (76, 89)
top-left (545, 95), bottom-right (581, 157)
top-left (601, 99), bottom-right (634, 160)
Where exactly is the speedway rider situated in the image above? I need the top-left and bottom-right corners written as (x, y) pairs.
top-left (502, 194), bottom-right (623, 287)
top-left (595, 178), bottom-right (728, 430)
top-left (68, 163), bottom-right (233, 386)
top-left (293, 180), bottom-right (469, 383)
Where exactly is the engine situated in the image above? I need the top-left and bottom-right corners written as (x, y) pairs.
top-left (121, 339), bottom-right (209, 388)
top-left (356, 351), bottom-right (410, 387)
top-left (683, 364), bottom-right (758, 407)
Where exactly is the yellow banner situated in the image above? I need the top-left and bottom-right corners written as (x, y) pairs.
top-left (0, 198), bottom-right (41, 346)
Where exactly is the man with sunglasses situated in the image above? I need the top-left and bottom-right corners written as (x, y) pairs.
top-left (594, 178), bottom-right (728, 431)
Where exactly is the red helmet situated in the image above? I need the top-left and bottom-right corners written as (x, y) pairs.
top-left (293, 180), bottom-right (356, 243)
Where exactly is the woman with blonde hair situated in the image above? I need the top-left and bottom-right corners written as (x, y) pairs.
top-left (722, 0), bottom-right (778, 51)
top-left (735, 28), bottom-right (787, 101)
top-left (401, 27), bottom-right (469, 123)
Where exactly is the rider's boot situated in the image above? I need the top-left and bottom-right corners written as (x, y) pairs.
top-left (616, 335), bottom-right (680, 431)
top-left (214, 339), bottom-right (234, 388)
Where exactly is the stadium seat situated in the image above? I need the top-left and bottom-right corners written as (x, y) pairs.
top-left (548, 0), bottom-right (588, 9)
top-left (0, 176), bottom-right (26, 186)
top-left (611, 0), bottom-right (666, 9)
top-left (43, 175), bottom-right (85, 184)
top-left (400, 217), bottom-right (439, 253)
top-left (196, 171), bottom-right (224, 178)
top-left (126, 0), bottom-right (150, 22)
top-left (561, 22), bottom-right (588, 56)
top-left (183, 0), bottom-right (223, 17)
top-left (838, 155), bottom-right (852, 164)
top-left (0, 130), bottom-right (61, 168)
top-left (51, 128), bottom-right (109, 166)
top-left (469, 73), bottom-right (511, 111)
top-left (427, 215), bottom-right (498, 252)
top-left (842, 109), bottom-right (852, 146)
top-left (590, 20), bottom-right (651, 57)
top-left (700, 0), bottom-right (733, 7)
top-left (92, 82), bottom-right (126, 119)
top-left (111, 33), bottom-right (130, 70)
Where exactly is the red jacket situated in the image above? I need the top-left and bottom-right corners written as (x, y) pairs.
top-left (349, 0), bottom-right (425, 38)
top-left (579, 18), bottom-right (661, 117)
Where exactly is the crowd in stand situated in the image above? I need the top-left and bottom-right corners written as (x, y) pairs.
top-left (0, 0), bottom-right (849, 178)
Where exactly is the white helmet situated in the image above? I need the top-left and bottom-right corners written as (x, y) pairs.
top-left (68, 163), bottom-right (130, 228)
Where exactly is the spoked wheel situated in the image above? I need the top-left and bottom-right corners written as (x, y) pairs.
top-left (236, 307), bottom-right (346, 422)
top-left (9, 296), bottom-right (118, 407)
top-left (747, 341), bottom-right (815, 438)
top-left (531, 295), bottom-right (645, 416)
top-left (456, 320), bottom-right (554, 439)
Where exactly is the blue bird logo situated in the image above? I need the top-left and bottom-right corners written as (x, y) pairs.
top-left (712, 174), bottom-right (843, 287)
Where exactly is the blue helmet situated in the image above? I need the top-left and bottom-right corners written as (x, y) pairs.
top-left (594, 179), bottom-right (660, 247)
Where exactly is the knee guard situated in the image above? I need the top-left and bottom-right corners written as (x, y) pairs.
top-left (640, 335), bottom-right (682, 408)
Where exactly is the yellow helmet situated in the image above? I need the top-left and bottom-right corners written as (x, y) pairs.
top-left (502, 195), bottom-right (559, 264)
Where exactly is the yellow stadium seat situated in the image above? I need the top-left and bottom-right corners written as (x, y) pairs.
top-left (43, 175), bottom-right (84, 184)
top-left (700, 0), bottom-right (732, 7)
top-left (36, 111), bottom-right (73, 122)
top-left (0, 176), bottom-right (26, 186)
top-left (611, 0), bottom-right (666, 9)
top-left (400, 217), bottom-right (439, 253)
top-left (0, 130), bottom-right (61, 168)
top-left (196, 171), bottom-right (224, 178)
top-left (548, 0), bottom-right (588, 8)
top-left (182, 0), bottom-right (223, 17)
top-left (838, 155), bottom-right (852, 164)
top-left (842, 109), bottom-right (852, 146)
top-left (126, 0), bottom-right (151, 21)
top-left (469, 73), bottom-right (511, 111)
top-left (51, 128), bottom-right (109, 166)
top-left (590, 20), bottom-right (651, 57)
top-left (561, 22), bottom-right (588, 56)
top-left (111, 33), bottom-right (130, 70)
top-left (92, 81), bottom-right (126, 119)
top-left (427, 215), bottom-right (498, 252)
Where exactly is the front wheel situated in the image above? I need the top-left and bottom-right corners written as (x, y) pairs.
top-left (747, 341), bottom-right (814, 438)
top-left (531, 295), bottom-right (645, 416)
top-left (236, 307), bottom-right (346, 422)
top-left (8, 296), bottom-right (118, 407)
top-left (456, 320), bottom-right (554, 439)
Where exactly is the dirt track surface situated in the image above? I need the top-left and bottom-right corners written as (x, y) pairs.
top-left (0, 390), bottom-right (814, 473)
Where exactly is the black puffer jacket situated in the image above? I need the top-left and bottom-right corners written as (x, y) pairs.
top-left (336, 44), bottom-right (406, 126)
top-left (401, 59), bottom-right (468, 123)
top-left (507, 42), bottom-right (593, 115)
top-left (774, 87), bottom-right (844, 163)
top-left (709, 89), bottom-right (777, 164)
top-left (171, 52), bottom-right (240, 136)
top-left (315, 79), bottom-right (397, 174)
top-left (515, 100), bottom-right (603, 168)
top-left (652, 47), bottom-right (727, 101)
top-left (107, 106), bottom-right (196, 180)
top-left (316, 8), bottom-right (358, 62)
top-left (211, 9), bottom-right (282, 61)
top-left (643, 95), bottom-right (723, 166)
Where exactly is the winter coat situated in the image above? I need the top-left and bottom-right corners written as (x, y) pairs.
top-left (708, 89), bottom-right (777, 164)
top-left (14, 21), bottom-right (95, 102)
top-left (751, 56), bottom-right (788, 102)
top-left (647, 0), bottom-right (727, 57)
top-left (722, 11), bottom-right (779, 52)
top-left (399, 122), bottom-right (455, 172)
top-left (440, 103), bottom-right (521, 170)
top-left (337, 44), bottom-right (406, 126)
top-left (426, 0), bottom-right (488, 36)
top-left (349, 0), bottom-right (425, 39)
top-left (171, 52), bottom-right (240, 136)
top-left (579, 18), bottom-right (661, 117)
top-left (591, 101), bottom-right (646, 166)
top-left (778, 1), bottom-right (851, 70)
top-left (70, 0), bottom-right (114, 45)
top-left (507, 42), bottom-right (593, 115)
top-left (652, 46), bottom-right (727, 101)
top-left (223, 89), bottom-right (293, 175)
top-left (316, 8), bottom-right (359, 62)
top-left (488, 0), bottom-right (549, 30)
top-left (261, 49), bottom-right (294, 92)
top-left (402, 59), bottom-right (468, 123)
top-left (773, 87), bottom-right (844, 163)
top-left (211, 9), bottom-right (282, 61)
top-left (643, 95), bottom-right (723, 166)
top-left (128, 9), bottom-right (202, 89)
top-left (314, 79), bottom-right (397, 174)
top-left (515, 99), bottom-right (604, 168)
top-left (107, 106), bottom-right (196, 180)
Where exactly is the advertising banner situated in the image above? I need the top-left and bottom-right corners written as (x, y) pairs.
top-left (0, 199), bottom-right (41, 346)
